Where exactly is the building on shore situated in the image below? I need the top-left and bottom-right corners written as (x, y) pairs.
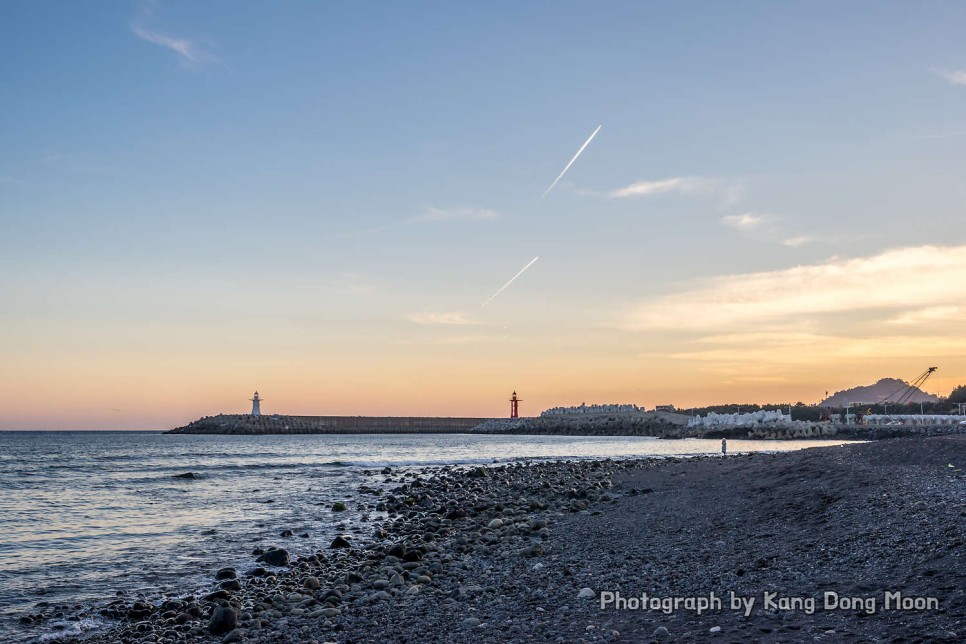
top-left (541, 403), bottom-right (642, 417)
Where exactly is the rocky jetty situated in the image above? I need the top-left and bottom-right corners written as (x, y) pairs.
top-left (33, 435), bottom-right (964, 643)
top-left (472, 411), bottom-right (692, 437)
top-left (167, 414), bottom-right (488, 435)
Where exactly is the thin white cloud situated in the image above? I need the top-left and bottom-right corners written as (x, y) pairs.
top-left (721, 212), bottom-right (770, 231)
top-left (622, 244), bottom-right (966, 332)
top-left (349, 204), bottom-right (500, 236)
top-left (666, 333), bottom-right (966, 364)
top-left (935, 68), bottom-right (966, 86)
top-left (132, 24), bottom-right (202, 62)
top-left (721, 184), bottom-right (745, 207)
top-left (781, 235), bottom-right (814, 248)
top-left (910, 127), bottom-right (966, 140)
top-left (405, 312), bottom-right (482, 326)
top-left (720, 212), bottom-right (813, 247)
top-left (131, 2), bottom-right (211, 64)
top-left (414, 206), bottom-right (501, 223)
top-left (885, 306), bottom-right (965, 326)
top-left (608, 176), bottom-right (714, 199)
top-left (396, 334), bottom-right (506, 346)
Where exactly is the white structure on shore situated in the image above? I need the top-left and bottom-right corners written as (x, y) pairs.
top-left (250, 391), bottom-right (262, 417)
top-left (541, 403), bottom-right (641, 417)
top-left (862, 414), bottom-right (966, 427)
top-left (688, 409), bottom-right (790, 428)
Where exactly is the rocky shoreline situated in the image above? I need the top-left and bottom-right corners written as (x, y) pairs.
top-left (18, 436), bottom-right (965, 643)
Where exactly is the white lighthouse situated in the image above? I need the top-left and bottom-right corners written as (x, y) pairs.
top-left (250, 391), bottom-right (262, 417)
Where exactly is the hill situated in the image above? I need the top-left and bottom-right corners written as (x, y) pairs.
top-left (821, 378), bottom-right (939, 407)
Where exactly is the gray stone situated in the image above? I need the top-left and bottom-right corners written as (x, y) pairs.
top-left (208, 605), bottom-right (238, 636)
top-left (222, 628), bottom-right (244, 643)
top-left (303, 576), bottom-right (321, 590)
top-left (329, 535), bottom-right (352, 549)
top-left (256, 549), bottom-right (290, 567)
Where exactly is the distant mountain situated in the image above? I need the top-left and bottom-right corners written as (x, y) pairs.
top-left (821, 378), bottom-right (940, 407)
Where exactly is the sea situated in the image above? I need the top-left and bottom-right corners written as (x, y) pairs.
top-left (0, 431), bottom-right (850, 642)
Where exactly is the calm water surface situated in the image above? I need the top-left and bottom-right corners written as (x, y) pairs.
top-left (0, 431), bottom-right (851, 641)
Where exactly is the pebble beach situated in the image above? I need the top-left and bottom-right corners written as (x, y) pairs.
top-left (17, 434), bottom-right (963, 643)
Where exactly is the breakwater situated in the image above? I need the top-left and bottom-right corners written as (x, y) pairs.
top-left (166, 412), bottom-right (966, 439)
top-left (166, 414), bottom-right (489, 434)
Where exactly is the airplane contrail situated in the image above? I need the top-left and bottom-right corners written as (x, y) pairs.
top-left (540, 125), bottom-right (601, 199)
top-left (480, 257), bottom-right (540, 309)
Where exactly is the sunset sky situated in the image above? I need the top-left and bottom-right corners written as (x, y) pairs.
top-left (2, 2), bottom-right (966, 429)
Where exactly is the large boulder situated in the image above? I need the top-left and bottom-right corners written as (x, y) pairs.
top-left (329, 535), bottom-right (352, 549)
top-left (208, 605), bottom-right (237, 635)
top-left (256, 548), bottom-right (290, 566)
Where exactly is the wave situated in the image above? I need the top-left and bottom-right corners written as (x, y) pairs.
top-left (36, 617), bottom-right (106, 642)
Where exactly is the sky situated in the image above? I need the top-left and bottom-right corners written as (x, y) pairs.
top-left (2, 1), bottom-right (966, 429)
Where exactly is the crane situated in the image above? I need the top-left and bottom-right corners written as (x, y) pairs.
top-left (880, 367), bottom-right (938, 406)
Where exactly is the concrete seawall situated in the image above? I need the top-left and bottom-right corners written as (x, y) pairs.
top-left (166, 414), bottom-right (489, 435)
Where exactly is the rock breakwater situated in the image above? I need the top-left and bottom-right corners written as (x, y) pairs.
top-left (167, 414), bottom-right (488, 435)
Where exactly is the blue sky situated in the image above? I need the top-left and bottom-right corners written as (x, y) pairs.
top-left (2, 1), bottom-right (966, 428)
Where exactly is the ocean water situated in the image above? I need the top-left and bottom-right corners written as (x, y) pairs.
top-left (0, 431), bottom-right (850, 641)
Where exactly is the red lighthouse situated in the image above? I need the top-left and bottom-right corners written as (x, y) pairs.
top-left (509, 391), bottom-right (520, 418)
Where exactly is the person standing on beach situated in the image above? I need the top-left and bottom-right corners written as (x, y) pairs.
top-left (721, 437), bottom-right (727, 457)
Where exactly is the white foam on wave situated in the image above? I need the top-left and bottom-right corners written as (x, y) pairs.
top-left (36, 617), bottom-right (105, 641)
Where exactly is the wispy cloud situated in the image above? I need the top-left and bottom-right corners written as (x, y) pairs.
top-left (132, 25), bottom-right (200, 62)
top-left (413, 206), bottom-right (501, 223)
top-left (934, 68), bottom-right (966, 86)
top-left (664, 332), bottom-right (966, 365)
top-left (351, 204), bottom-right (502, 236)
top-left (131, 3), bottom-right (211, 64)
top-left (405, 312), bottom-right (482, 326)
top-left (397, 334), bottom-right (506, 346)
top-left (885, 306), bottom-right (965, 326)
top-left (720, 211), bottom-right (813, 247)
top-left (622, 244), bottom-right (966, 332)
top-left (909, 127), bottom-right (966, 140)
top-left (781, 235), bottom-right (814, 248)
top-left (721, 212), bottom-right (770, 231)
top-left (608, 176), bottom-right (715, 199)
top-left (0, 176), bottom-right (26, 185)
